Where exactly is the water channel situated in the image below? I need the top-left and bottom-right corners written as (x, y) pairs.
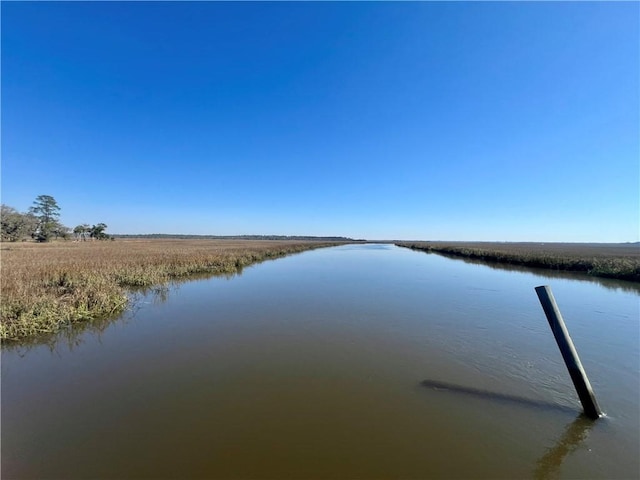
top-left (2, 244), bottom-right (639, 479)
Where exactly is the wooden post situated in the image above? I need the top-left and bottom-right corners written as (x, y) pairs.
top-left (535, 285), bottom-right (602, 419)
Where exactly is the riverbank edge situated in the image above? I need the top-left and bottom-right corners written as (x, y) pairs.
top-left (395, 242), bottom-right (640, 282)
top-left (1, 242), bottom-right (343, 344)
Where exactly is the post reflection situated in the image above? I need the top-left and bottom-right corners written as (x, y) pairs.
top-left (418, 379), bottom-right (597, 479)
top-left (533, 414), bottom-right (594, 480)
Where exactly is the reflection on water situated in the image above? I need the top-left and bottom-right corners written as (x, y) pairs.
top-left (1, 312), bottom-right (128, 356)
top-left (534, 415), bottom-right (594, 480)
top-left (410, 249), bottom-right (640, 294)
top-left (2, 287), bottom-right (176, 355)
top-left (2, 269), bottom-right (244, 354)
top-left (420, 379), bottom-right (598, 479)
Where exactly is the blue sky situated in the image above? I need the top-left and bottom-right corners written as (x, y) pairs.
top-left (2, 1), bottom-right (638, 241)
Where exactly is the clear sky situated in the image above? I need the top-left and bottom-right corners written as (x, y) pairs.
top-left (2, 1), bottom-right (638, 241)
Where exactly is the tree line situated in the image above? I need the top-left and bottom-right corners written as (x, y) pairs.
top-left (1, 195), bottom-right (111, 242)
top-left (114, 234), bottom-right (359, 241)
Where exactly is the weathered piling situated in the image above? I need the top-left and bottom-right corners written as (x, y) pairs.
top-left (535, 285), bottom-right (602, 419)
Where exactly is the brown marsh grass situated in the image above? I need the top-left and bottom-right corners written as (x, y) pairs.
top-left (396, 241), bottom-right (640, 282)
top-left (0, 239), bottom-right (340, 343)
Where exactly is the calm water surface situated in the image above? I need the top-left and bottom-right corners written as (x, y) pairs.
top-left (2, 244), bottom-right (639, 479)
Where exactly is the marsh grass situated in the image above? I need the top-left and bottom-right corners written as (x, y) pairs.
top-left (1, 239), bottom-right (339, 343)
top-left (397, 241), bottom-right (640, 282)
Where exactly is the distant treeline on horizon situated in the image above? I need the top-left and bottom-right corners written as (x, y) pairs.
top-left (112, 234), bottom-right (361, 241)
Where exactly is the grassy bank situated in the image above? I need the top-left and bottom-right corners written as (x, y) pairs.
top-left (396, 241), bottom-right (640, 282)
top-left (1, 239), bottom-right (341, 343)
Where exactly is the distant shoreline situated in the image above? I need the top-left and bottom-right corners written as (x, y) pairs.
top-left (395, 241), bottom-right (640, 282)
top-left (112, 234), bottom-right (363, 241)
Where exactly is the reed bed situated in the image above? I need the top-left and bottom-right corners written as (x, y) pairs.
top-left (396, 241), bottom-right (640, 282)
top-left (0, 239), bottom-right (339, 343)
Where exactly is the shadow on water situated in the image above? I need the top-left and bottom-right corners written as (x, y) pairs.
top-left (419, 379), bottom-right (578, 414)
top-left (533, 414), bottom-right (595, 480)
top-left (419, 379), bottom-right (597, 478)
